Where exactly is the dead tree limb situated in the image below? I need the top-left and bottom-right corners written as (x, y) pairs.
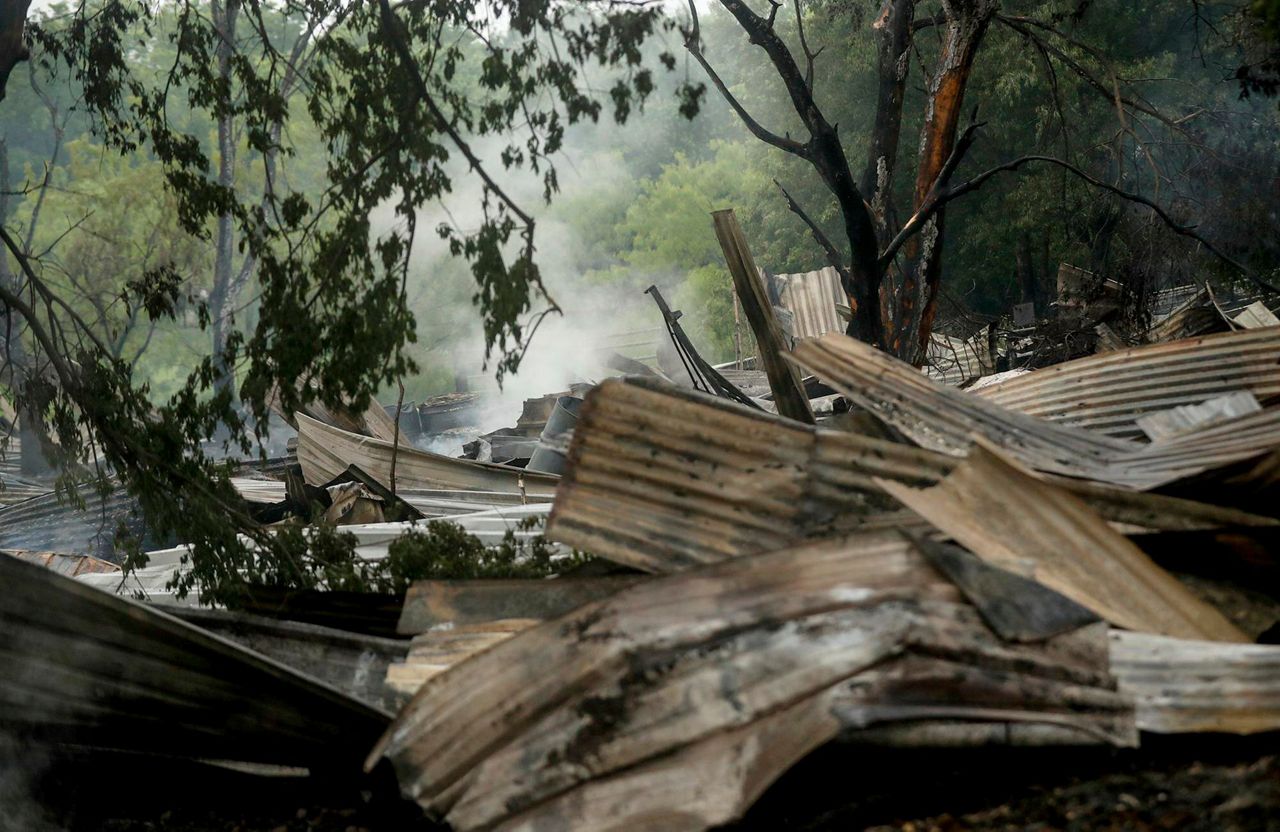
top-left (774, 179), bottom-right (848, 282)
top-left (900, 152), bottom-right (1280, 296)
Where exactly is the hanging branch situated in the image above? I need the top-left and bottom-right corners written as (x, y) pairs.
top-left (774, 179), bottom-right (847, 281)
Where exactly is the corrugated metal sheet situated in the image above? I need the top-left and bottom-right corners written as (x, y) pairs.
top-left (769, 266), bottom-right (846, 341)
top-left (925, 332), bottom-right (994, 386)
top-left (791, 332), bottom-right (1280, 490)
top-left (163, 607), bottom-right (411, 712)
top-left (876, 441), bottom-right (1248, 642)
top-left (546, 377), bottom-right (950, 572)
top-left (974, 327), bottom-right (1280, 439)
top-left (0, 552), bottom-right (390, 765)
top-left (0, 481), bottom-right (173, 561)
top-left (297, 413), bottom-right (559, 497)
top-left (1110, 630), bottom-right (1280, 734)
top-left (367, 537), bottom-right (1133, 831)
top-left (545, 378), bottom-right (1268, 574)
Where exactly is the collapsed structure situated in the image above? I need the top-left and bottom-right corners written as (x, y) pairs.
top-left (2, 211), bottom-right (1279, 829)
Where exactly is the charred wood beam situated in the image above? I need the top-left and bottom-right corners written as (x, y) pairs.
top-left (711, 209), bottom-right (814, 424)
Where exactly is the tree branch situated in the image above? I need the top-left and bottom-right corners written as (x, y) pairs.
top-left (774, 178), bottom-right (849, 283)
top-left (683, 0), bottom-right (808, 157)
top-left (792, 0), bottom-right (821, 90)
top-left (879, 111), bottom-right (983, 268)
top-left (894, 152), bottom-right (1280, 295)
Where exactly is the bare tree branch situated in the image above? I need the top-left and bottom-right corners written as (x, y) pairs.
top-left (682, 0), bottom-right (808, 157)
top-left (774, 178), bottom-right (848, 282)
top-left (880, 111), bottom-right (983, 268)
top-left (891, 151), bottom-right (1280, 295)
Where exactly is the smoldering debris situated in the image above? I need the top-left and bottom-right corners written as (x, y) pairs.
top-left (3, 217), bottom-right (1280, 830)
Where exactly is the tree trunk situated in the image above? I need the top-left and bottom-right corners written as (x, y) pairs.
top-left (888, 0), bottom-right (995, 364)
top-left (210, 0), bottom-right (241, 398)
top-left (0, 1), bottom-right (32, 102)
top-left (859, 0), bottom-right (916, 239)
top-left (1015, 233), bottom-right (1036, 304)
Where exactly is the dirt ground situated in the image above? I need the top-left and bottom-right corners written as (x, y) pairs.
top-left (14, 736), bottom-right (1279, 831)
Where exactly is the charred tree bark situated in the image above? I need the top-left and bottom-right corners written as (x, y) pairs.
top-left (859, 0), bottom-right (916, 238)
top-left (890, 0), bottom-right (995, 363)
top-left (0, 1), bottom-right (32, 102)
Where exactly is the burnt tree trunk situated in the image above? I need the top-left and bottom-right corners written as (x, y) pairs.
top-left (859, 0), bottom-right (916, 239)
top-left (0, 1), bottom-right (32, 102)
top-left (888, 0), bottom-right (995, 364)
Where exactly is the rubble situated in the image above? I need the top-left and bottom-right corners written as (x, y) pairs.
top-left (3, 255), bottom-right (1280, 830)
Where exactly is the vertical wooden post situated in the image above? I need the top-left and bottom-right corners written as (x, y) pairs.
top-left (711, 209), bottom-right (814, 424)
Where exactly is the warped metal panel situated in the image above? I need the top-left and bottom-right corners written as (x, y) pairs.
top-left (876, 442), bottom-right (1247, 642)
top-left (367, 536), bottom-right (1133, 831)
top-left (296, 413), bottom-right (559, 497)
top-left (547, 379), bottom-right (1276, 574)
top-left (0, 553), bottom-right (390, 765)
top-left (972, 328), bottom-right (1280, 439)
top-left (791, 332), bottom-right (1280, 490)
top-left (1110, 630), bottom-right (1280, 734)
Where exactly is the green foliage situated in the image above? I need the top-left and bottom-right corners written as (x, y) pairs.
top-left (189, 516), bottom-right (577, 604)
top-left (0, 0), bottom-right (689, 603)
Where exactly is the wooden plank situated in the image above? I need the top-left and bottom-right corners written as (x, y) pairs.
top-left (396, 576), bottom-right (644, 634)
top-left (711, 209), bottom-right (814, 424)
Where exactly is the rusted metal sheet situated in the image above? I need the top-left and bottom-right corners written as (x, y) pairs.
top-left (546, 377), bottom-right (951, 571)
top-left (876, 441), bottom-right (1248, 642)
top-left (5, 548), bottom-right (119, 577)
top-left (296, 412), bottom-right (559, 497)
top-left (367, 535), bottom-right (1133, 831)
top-left (0, 553), bottom-right (390, 765)
top-left (384, 619), bottom-right (537, 697)
top-left (546, 378), bottom-right (1274, 573)
top-left (972, 328), bottom-right (1280, 439)
top-left (791, 332), bottom-right (1280, 489)
top-left (1109, 630), bottom-right (1280, 734)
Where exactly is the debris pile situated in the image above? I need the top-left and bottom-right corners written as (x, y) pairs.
top-left (2, 233), bottom-right (1279, 829)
